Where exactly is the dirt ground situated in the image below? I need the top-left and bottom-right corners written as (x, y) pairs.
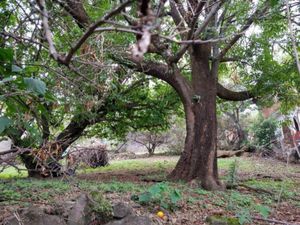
top-left (1, 156), bottom-right (300, 225)
top-left (76, 156), bottom-right (300, 224)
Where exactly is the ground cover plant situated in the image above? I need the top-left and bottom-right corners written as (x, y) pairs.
top-left (1, 156), bottom-right (299, 224)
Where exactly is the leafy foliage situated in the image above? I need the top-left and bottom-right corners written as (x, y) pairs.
top-left (0, 47), bottom-right (52, 148)
top-left (0, 116), bottom-right (12, 134)
top-left (226, 159), bottom-right (239, 187)
top-left (133, 182), bottom-right (182, 211)
top-left (89, 191), bottom-right (113, 222)
top-left (250, 116), bottom-right (278, 148)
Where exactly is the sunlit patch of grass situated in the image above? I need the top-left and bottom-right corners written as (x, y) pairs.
top-left (78, 180), bottom-right (146, 193)
top-left (243, 178), bottom-right (300, 201)
top-left (79, 157), bottom-right (178, 174)
top-left (218, 157), bottom-right (254, 172)
top-left (244, 179), bottom-right (294, 190)
top-left (0, 178), bottom-right (71, 206)
top-left (0, 166), bottom-right (28, 179)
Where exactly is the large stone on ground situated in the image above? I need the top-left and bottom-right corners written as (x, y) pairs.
top-left (112, 202), bottom-right (133, 219)
top-left (4, 208), bottom-right (67, 225)
top-left (106, 215), bottom-right (152, 225)
top-left (68, 194), bottom-right (92, 225)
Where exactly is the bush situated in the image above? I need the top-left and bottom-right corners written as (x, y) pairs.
top-left (250, 116), bottom-right (278, 149)
top-left (67, 145), bottom-right (109, 171)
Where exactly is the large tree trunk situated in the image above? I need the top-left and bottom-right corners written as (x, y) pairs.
top-left (169, 45), bottom-right (223, 190)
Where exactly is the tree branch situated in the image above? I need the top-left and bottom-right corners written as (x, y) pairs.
top-left (170, 0), bottom-right (224, 63)
top-left (62, 0), bottom-right (133, 65)
top-left (111, 54), bottom-right (193, 105)
top-left (217, 83), bottom-right (254, 101)
top-left (218, 2), bottom-right (269, 60)
top-left (169, 0), bottom-right (187, 37)
top-left (53, 0), bottom-right (90, 28)
top-left (36, 0), bottom-right (62, 61)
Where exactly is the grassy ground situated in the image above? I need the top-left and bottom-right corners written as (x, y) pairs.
top-left (1, 156), bottom-right (300, 224)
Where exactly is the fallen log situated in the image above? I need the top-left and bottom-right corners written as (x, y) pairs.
top-left (217, 149), bottom-right (246, 158)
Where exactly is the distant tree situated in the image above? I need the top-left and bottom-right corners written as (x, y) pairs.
top-left (131, 131), bottom-right (168, 156)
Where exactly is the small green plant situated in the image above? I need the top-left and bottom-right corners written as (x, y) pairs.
top-left (255, 204), bottom-right (271, 219)
top-left (133, 182), bottom-right (182, 211)
top-left (225, 191), bottom-right (271, 224)
top-left (226, 159), bottom-right (239, 187)
top-left (236, 208), bottom-right (252, 224)
top-left (89, 191), bottom-right (113, 222)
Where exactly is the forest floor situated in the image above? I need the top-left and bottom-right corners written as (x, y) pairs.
top-left (1, 156), bottom-right (300, 224)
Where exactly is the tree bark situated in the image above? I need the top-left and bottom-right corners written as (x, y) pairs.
top-left (168, 44), bottom-right (224, 190)
top-left (20, 153), bottom-right (43, 178)
top-left (19, 116), bottom-right (90, 178)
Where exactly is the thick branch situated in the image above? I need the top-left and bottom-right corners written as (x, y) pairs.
top-left (62, 0), bottom-right (133, 65)
top-left (169, 0), bottom-right (187, 37)
top-left (53, 0), bottom-right (90, 28)
top-left (170, 0), bottom-right (224, 63)
top-left (173, 0), bottom-right (189, 23)
top-left (36, 0), bottom-right (61, 61)
top-left (111, 55), bottom-right (193, 106)
top-left (217, 83), bottom-right (253, 101)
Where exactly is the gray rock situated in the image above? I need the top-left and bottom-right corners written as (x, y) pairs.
top-left (4, 208), bottom-right (67, 225)
top-left (67, 194), bottom-right (92, 225)
top-left (106, 215), bottom-right (152, 225)
top-left (113, 202), bottom-right (133, 219)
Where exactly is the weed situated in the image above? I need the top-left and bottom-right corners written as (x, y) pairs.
top-left (89, 191), bottom-right (113, 222)
top-left (194, 188), bottom-right (210, 195)
top-left (224, 191), bottom-right (272, 224)
top-left (226, 159), bottom-right (239, 187)
top-left (133, 182), bottom-right (182, 211)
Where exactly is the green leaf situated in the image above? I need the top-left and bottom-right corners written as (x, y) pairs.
top-left (270, 0), bottom-right (279, 7)
top-left (138, 192), bottom-right (151, 203)
top-left (0, 116), bottom-right (12, 134)
top-left (0, 48), bottom-right (13, 63)
top-left (149, 183), bottom-right (164, 195)
top-left (255, 205), bottom-right (270, 219)
top-left (237, 209), bottom-right (252, 225)
top-left (24, 78), bottom-right (46, 95)
top-left (170, 189), bottom-right (181, 204)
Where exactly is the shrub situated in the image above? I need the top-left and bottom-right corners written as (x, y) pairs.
top-left (67, 145), bottom-right (109, 172)
top-left (250, 116), bottom-right (278, 149)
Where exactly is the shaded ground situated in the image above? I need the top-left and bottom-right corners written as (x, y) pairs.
top-left (1, 156), bottom-right (300, 224)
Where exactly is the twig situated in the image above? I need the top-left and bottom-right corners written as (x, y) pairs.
top-left (251, 216), bottom-right (298, 225)
top-left (63, 0), bottom-right (133, 65)
top-left (13, 211), bottom-right (24, 225)
top-left (36, 0), bottom-right (61, 61)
